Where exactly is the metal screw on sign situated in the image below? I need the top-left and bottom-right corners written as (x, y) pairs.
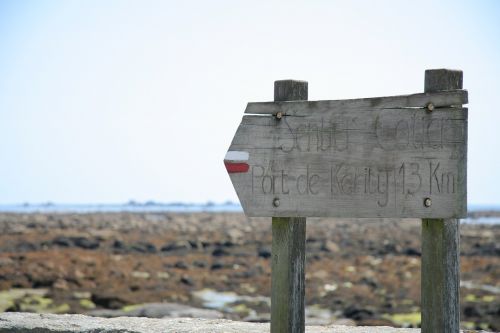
top-left (427, 103), bottom-right (434, 112)
top-left (275, 112), bottom-right (283, 120)
top-left (424, 197), bottom-right (432, 207)
top-left (273, 198), bottom-right (280, 207)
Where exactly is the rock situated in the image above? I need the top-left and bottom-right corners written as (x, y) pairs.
top-left (212, 247), bottom-right (229, 257)
top-left (359, 318), bottom-right (396, 326)
top-left (0, 257), bottom-right (14, 267)
top-left (210, 262), bottom-right (222, 270)
top-left (470, 243), bottom-right (500, 256)
top-left (72, 237), bottom-right (99, 250)
top-left (222, 240), bottom-right (235, 247)
top-left (187, 240), bottom-right (201, 249)
top-left (16, 241), bottom-right (38, 252)
top-left (305, 317), bottom-right (331, 325)
top-left (257, 248), bottom-right (271, 259)
top-left (53, 279), bottom-right (69, 290)
top-left (131, 271), bottom-right (150, 279)
top-left (0, 289), bottom-right (48, 312)
top-left (231, 270), bottom-right (256, 279)
top-left (132, 242), bottom-right (157, 253)
top-left (160, 241), bottom-right (192, 252)
top-left (180, 276), bottom-right (194, 286)
top-left (360, 277), bottom-right (378, 289)
top-left (242, 312), bottom-right (270, 322)
top-left (380, 242), bottom-right (401, 255)
top-left (28, 274), bottom-right (57, 288)
top-left (131, 303), bottom-right (223, 319)
top-left (53, 236), bottom-right (72, 247)
top-left (16, 295), bottom-right (69, 313)
top-left (464, 305), bottom-right (482, 317)
top-left (343, 305), bottom-right (374, 321)
top-left (72, 291), bottom-right (92, 299)
top-left (403, 248), bottom-right (421, 257)
top-left (174, 261), bottom-right (189, 269)
top-left (89, 303), bottom-right (223, 320)
top-left (112, 240), bottom-right (126, 251)
top-left (156, 272), bottom-right (170, 279)
top-left (226, 229), bottom-right (244, 244)
top-left (192, 260), bottom-right (207, 268)
top-left (86, 309), bottom-right (127, 317)
top-left (309, 254), bottom-right (322, 261)
top-left (312, 270), bottom-right (329, 279)
top-left (331, 318), bottom-right (356, 326)
top-left (321, 241), bottom-right (340, 253)
top-left (210, 262), bottom-right (227, 270)
top-left (0, 312), bottom-right (430, 333)
top-left (80, 299), bottom-right (96, 310)
top-left (74, 269), bottom-right (85, 279)
top-left (91, 293), bottom-right (127, 309)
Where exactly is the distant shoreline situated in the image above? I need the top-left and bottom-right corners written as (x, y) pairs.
top-left (0, 202), bottom-right (243, 214)
top-left (0, 202), bottom-right (498, 224)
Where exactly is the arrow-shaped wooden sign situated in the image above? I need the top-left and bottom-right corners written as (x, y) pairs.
top-left (225, 89), bottom-right (468, 218)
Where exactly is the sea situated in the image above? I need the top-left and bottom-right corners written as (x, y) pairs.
top-left (0, 202), bottom-right (498, 225)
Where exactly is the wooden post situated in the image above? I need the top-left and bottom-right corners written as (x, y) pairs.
top-left (421, 69), bottom-right (462, 333)
top-left (271, 80), bottom-right (307, 333)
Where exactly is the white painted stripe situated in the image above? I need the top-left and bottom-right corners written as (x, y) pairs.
top-left (225, 151), bottom-right (249, 161)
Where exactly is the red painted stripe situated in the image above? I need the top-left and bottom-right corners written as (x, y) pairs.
top-left (224, 161), bottom-right (249, 173)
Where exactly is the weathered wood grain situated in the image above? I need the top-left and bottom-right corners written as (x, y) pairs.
top-left (271, 80), bottom-right (307, 333)
top-left (245, 89), bottom-right (467, 116)
top-left (227, 102), bottom-right (467, 218)
top-left (421, 69), bottom-right (462, 333)
top-left (274, 80), bottom-right (308, 102)
top-left (425, 69), bottom-right (463, 93)
top-left (271, 217), bottom-right (306, 333)
top-left (421, 219), bottom-right (460, 333)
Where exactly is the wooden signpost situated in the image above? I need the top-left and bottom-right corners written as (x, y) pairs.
top-left (224, 69), bottom-right (467, 333)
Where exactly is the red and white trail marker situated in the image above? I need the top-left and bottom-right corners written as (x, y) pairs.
top-left (224, 151), bottom-right (250, 174)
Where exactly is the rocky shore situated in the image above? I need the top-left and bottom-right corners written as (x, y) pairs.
top-left (0, 213), bottom-right (498, 331)
top-left (0, 313), bottom-right (434, 333)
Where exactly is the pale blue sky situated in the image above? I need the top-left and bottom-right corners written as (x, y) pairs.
top-left (0, 0), bottom-right (499, 205)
